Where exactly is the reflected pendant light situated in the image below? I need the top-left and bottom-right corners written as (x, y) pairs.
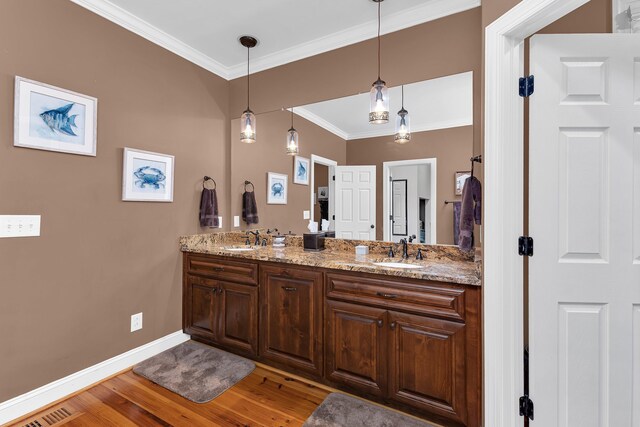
top-left (286, 108), bottom-right (299, 155)
top-left (369, 0), bottom-right (389, 124)
top-left (239, 36), bottom-right (258, 144)
top-left (394, 85), bottom-right (411, 144)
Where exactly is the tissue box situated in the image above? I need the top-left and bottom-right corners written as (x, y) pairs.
top-left (355, 245), bottom-right (369, 255)
top-left (303, 233), bottom-right (325, 251)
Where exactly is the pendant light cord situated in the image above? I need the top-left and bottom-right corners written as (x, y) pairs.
top-left (246, 46), bottom-right (250, 110)
top-left (377, 0), bottom-right (381, 80)
top-left (401, 85), bottom-right (404, 108)
top-left (291, 108), bottom-right (294, 128)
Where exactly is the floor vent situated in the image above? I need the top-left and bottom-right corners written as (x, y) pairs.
top-left (23, 407), bottom-right (73, 427)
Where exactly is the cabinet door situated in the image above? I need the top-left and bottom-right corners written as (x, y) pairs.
top-left (185, 275), bottom-right (218, 341)
top-left (217, 281), bottom-right (258, 357)
top-left (388, 311), bottom-right (467, 425)
top-left (260, 265), bottom-right (323, 376)
top-left (325, 300), bottom-right (387, 397)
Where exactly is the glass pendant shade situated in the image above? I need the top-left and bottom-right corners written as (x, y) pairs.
top-left (286, 127), bottom-right (299, 155)
top-left (240, 109), bottom-right (256, 144)
top-left (394, 108), bottom-right (411, 144)
top-left (369, 78), bottom-right (389, 124)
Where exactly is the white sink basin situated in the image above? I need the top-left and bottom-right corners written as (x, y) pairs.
top-left (373, 262), bottom-right (422, 270)
top-left (220, 246), bottom-right (256, 252)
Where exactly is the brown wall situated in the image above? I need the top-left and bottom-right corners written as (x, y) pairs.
top-left (347, 126), bottom-right (473, 244)
top-left (229, 8), bottom-right (483, 158)
top-left (231, 111), bottom-right (346, 235)
top-left (0, 0), bottom-right (229, 401)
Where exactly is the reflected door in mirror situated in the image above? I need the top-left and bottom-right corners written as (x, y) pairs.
top-left (334, 166), bottom-right (376, 240)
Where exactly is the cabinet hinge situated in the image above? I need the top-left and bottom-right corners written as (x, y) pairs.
top-left (519, 395), bottom-right (534, 420)
top-left (519, 75), bottom-right (534, 97)
top-left (518, 236), bottom-right (533, 257)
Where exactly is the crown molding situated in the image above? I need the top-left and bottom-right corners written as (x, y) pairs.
top-left (69, 0), bottom-right (231, 80)
top-left (71, 0), bottom-right (480, 81)
top-left (293, 107), bottom-right (350, 141)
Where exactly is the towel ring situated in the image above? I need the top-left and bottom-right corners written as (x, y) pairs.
top-left (244, 180), bottom-right (255, 192)
top-left (203, 176), bottom-right (216, 190)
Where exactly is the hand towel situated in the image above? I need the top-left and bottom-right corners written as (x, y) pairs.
top-left (199, 188), bottom-right (219, 228)
top-left (242, 191), bottom-right (259, 225)
top-left (459, 176), bottom-right (482, 251)
top-left (453, 201), bottom-right (462, 245)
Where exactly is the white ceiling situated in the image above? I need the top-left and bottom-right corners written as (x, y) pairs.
top-left (294, 72), bottom-right (473, 140)
top-left (71, 0), bottom-right (480, 80)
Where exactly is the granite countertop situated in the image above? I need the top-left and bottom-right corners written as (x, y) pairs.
top-left (180, 232), bottom-right (481, 287)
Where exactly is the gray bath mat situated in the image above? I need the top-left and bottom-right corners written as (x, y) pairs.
top-left (133, 340), bottom-right (255, 403)
top-left (303, 393), bottom-right (437, 427)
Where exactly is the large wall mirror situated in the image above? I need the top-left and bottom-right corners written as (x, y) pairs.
top-left (230, 71), bottom-right (473, 245)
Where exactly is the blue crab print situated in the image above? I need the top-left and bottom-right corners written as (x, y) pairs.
top-left (134, 166), bottom-right (166, 189)
top-left (271, 182), bottom-right (284, 198)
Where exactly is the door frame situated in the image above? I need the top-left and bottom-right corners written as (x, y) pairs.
top-left (382, 158), bottom-right (437, 243)
top-left (483, 1), bottom-right (589, 426)
top-left (310, 154), bottom-right (337, 226)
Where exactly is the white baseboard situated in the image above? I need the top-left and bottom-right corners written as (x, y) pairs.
top-left (0, 330), bottom-right (190, 425)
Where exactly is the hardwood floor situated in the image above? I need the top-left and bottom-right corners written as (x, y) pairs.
top-left (7, 365), bottom-right (331, 427)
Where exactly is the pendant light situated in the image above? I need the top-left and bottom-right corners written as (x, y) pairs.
top-left (369, 0), bottom-right (389, 124)
top-left (286, 108), bottom-right (299, 155)
top-left (239, 36), bottom-right (257, 144)
top-left (394, 85), bottom-right (411, 144)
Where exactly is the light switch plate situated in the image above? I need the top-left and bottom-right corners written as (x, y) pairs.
top-left (234, 216), bottom-right (240, 227)
top-left (218, 216), bottom-right (223, 228)
top-left (0, 215), bottom-right (41, 238)
top-left (303, 210), bottom-right (310, 220)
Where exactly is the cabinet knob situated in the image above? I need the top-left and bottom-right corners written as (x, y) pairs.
top-left (376, 292), bottom-right (398, 299)
top-left (282, 286), bottom-right (298, 292)
top-left (376, 319), bottom-right (383, 328)
top-left (389, 321), bottom-right (397, 330)
top-left (217, 287), bottom-right (223, 294)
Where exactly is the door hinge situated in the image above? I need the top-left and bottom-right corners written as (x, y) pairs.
top-left (518, 236), bottom-right (533, 256)
top-left (332, 175), bottom-right (335, 181)
top-left (332, 215), bottom-right (335, 220)
top-left (389, 215), bottom-right (393, 221)
top-left (519, 395), bottom-right (534, 420)
top-left (519, 75), bottom-right (534, 97)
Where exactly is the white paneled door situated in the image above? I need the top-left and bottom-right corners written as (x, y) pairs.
top-left (334, 166), bottom-right (376, 240)
top-left (530, 34), bottom-right (640, 426)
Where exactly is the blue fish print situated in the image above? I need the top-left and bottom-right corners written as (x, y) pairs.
top-left (40, 103), bottom-right (78, 136)
top-left (134, 166), bottom-right (166, 189)
top-left (297, 161), bottom-right (307, 180)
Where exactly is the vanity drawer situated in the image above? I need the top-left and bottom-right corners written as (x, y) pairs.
top-left (187, 255), bottom-right (258, 285)
top-left (325, 272), bottom-right (465, 321)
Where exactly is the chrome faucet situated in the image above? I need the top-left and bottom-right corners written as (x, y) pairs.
top-left (399, 238), bottom-right (409, 259)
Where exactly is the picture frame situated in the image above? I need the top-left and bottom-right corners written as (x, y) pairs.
top-left (122, 148), bottom-right (175, 202)
top-left (317, 186), bottom-right (329, 201)
top-left (455, 171), bottom-right (471, 196)
top-left (14, 76), bottom-right (97, 156)
top-left (293, 156), bottom-right (310, 185)
top-left (267, 172), bottom-right (288, 204)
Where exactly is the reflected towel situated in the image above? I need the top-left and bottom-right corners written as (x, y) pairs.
top-left (242, 191), bottom-right (259, 225)
top-left (453, 201), bottom-right (462, 245)
top-left (459, 176), bottom-right (482, 251)
top-left (199, 188), bottom-right (219, 228)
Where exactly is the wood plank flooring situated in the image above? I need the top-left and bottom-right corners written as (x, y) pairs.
top-left (7, 366), bottom-right (331, 427)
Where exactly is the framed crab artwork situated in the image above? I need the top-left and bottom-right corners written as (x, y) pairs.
top-left (267, 172), bottom-right (288, 205)
top-left (14, 76), bottom-right (98, 156)
top-left (122, 148), bottom-right (174, 202)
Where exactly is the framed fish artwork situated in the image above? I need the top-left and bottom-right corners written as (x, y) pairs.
top-left (14, 76), bottom-right (97, 156)
top-left (122, 148), bottom-right (175, 202)
top-left (267, 172), bottom-right (288, 205)
top-left (293, 156), bottom-right (309, 185)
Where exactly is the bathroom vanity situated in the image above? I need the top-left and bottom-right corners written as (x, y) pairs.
top-left (181, 233), bottom-right (481, 427)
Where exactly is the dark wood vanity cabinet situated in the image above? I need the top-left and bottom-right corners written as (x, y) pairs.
top-left (260, 264), bottom-right (323, 376)
top-left (183, 254), bottom-right (258, 358)
top-left (324, 272), bottom-right (480, 427)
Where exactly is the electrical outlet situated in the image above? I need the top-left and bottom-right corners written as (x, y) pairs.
top-left (303, 210), bottom-right (310, 220)
top-left (234, 216), bottom-right (240, 227)
top-left (0, 215), bottom-right (41, 238)
top-left (131, 312), bottom-right (143, 332)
